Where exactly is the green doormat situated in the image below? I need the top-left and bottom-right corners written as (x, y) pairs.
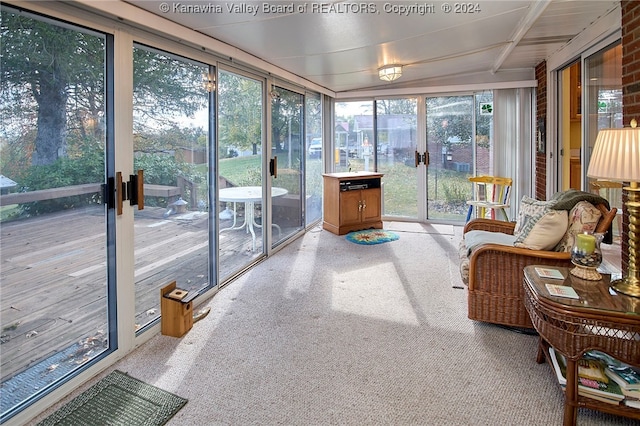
top-left (37, 370), bottom-right (187, 426)
top-left (345, 229), bottom-right (399, 245)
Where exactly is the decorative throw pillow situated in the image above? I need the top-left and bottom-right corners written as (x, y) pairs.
top-left (513, 197), bottom-right (556, 238)
top-left (555, 201), bottom-right (602, 252)
top-left (513, 197), bottom-right (568, 250)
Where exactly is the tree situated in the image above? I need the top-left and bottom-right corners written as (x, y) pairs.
top-left (1, 10), bottom-right (105, 166)
top-left (1, 10), bottom-right (209, 170)
top-left (305, 93), bottom-right (322, 144)
top-left (376, 98), bottom-right (416, 115)
top-left (271, 87), bottom-right (302, 155)
top-left (426, 96), bottom-right (474, 147)
top-left (132, 46), bottom-right (207, 136)
top-left (218, 71), bottom-right (262, 155)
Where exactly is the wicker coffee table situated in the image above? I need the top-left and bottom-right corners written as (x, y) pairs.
top-left (523, 265), bottom-right (640, 426)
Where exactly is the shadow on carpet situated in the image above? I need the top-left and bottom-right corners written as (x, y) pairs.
top-left (36, 370), bottom-right (187, 426)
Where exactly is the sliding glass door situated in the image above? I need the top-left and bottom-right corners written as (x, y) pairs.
top-left (424, 93), bottom-right (495, 221)
top-left (271, 85), bottom-right (304, 246)
top-left (132, 45), bottom-right (211, 332)
top-left (0, 8), bottom-right (114, 420)
top-left (584, 42), bottom-right (623, 239)
top-left (425, 96), bottom-right (474, 221)
top-left (217, 69), bottom-right (265, 280)
top-left (376, 99), bottom-right (418, 218)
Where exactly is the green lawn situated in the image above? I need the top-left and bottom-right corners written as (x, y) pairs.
top-left (218, 155), bottom-right (324, 199)
top-left (219, 156), bottom-right (261, 186)
top-left (1, 155), bottom-right (469, 223)
top-left (0, 205), bottom-right (20, 222)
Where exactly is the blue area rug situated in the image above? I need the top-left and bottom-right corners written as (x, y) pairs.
top-left (345, 229), bottom-right (399, 245)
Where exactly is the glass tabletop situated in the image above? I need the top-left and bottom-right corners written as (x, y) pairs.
top-left (523, 265), bottom-right (640, 316)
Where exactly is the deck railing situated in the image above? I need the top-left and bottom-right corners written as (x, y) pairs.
top-left (0, 183), bottom-right (183, 206)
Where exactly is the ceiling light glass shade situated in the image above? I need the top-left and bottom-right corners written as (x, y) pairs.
top-left (587, 125), bottom-right (640, 182)
top-left (378, 65), bottom-right (403, 82)
top-left (203, 73), bottom-right (215, 92)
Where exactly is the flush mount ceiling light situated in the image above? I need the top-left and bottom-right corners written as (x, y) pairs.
top-left (378, 64), bottom-right (403, 82)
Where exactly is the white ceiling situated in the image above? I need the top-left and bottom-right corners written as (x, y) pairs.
top-left (123, 0), bottom-right (619, 93)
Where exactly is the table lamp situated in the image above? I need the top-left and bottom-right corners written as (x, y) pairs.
top-left (587, 119), bottom-right (640, 297)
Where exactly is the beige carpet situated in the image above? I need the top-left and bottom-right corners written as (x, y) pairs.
top-left (34, 224), bottom-right (636, 425)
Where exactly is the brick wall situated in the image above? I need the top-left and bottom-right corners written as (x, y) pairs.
top-left (622, 1), bottom-right (640, 120)
top-left (621, 0), bottom-right (640, 272)
top-left (535, 61), bottom-right (547, 200)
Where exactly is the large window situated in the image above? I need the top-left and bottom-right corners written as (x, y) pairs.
top-left (334, 101), bottom-right (374, 173)
top-left (335, 95), bottom-right (496, 222)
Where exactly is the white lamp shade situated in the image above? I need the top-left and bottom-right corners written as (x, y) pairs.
top-left (378, 65), bottom-right (402, 82)
top-left (587, 127), bottom-right (640, 182)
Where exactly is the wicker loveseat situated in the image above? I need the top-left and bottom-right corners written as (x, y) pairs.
top-left (459, 191), bottom-right (618, 329)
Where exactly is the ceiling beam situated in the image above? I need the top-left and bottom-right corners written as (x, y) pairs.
top-left (491, 0), bottom-right (553, 73)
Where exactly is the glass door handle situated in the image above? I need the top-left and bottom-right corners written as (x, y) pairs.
top-left (115, 170), bottom-right (145, 215)
top-left (104, 177), bottom-right (115, 210)
top-left (116, 172), bottom-right (124, 215)
top-left (128, 169), bottom-right (144, 210)
top-left (414, 151), bottom-right (429, 167)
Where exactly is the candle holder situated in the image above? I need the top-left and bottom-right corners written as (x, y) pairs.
top-left (570, 232), bottom-right (604, 281)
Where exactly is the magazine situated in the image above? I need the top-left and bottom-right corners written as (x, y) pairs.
top-left (548, 347), bottom-right (625, 403)
top-left (585, 351), bottom-right (640, 391)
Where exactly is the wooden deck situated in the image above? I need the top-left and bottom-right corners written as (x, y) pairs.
top-left (0, 205), bottom-right (267, 382)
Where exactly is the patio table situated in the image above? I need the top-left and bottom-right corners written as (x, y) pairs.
top-left (219, 186), bottom-right (287, 251)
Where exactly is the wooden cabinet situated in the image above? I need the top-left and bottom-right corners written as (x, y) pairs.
top-left (322, 172), bottom-right (383, 235)
top-left (570, 158), bottom-right (581, 189)
top-left (570, 63), bottom-right (581, 121)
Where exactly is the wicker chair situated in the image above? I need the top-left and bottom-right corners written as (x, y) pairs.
top-left (463, 203), bottom-right (618, 329)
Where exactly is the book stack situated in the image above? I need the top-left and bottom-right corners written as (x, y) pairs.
top-left (602, 355), bottom-right (640, 409)
top-left (549, 347), bottom-right (624, 405)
